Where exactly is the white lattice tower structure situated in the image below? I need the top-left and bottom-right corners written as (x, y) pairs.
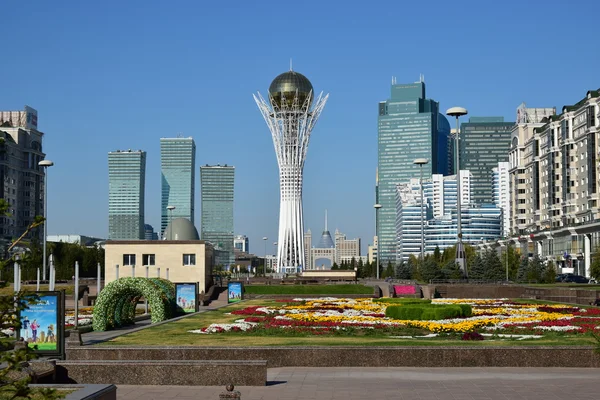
top-left (254, 71), bottom-right (328, 273)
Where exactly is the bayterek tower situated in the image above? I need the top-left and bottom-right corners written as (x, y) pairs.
top-left (254, 69), bottom-right (328, 273)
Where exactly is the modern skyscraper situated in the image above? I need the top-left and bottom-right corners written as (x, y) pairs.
top-left (160, 137), bottom-right (196, 236)
top-left (108, 149), bottom-right (146, 240)
top-left (144, 224), bottom-right (158, 240)
top-left (254, 70), bottom-right (328, 273)
top-left (492, 162), bottom-right (511, 237)
top-left (0, 106), bottom-right (45, 243)
top-left (459, 117), bottom-right (514, 204)
top-left (377, 79), bottom-right (448, 263)
top-left (200, 164), bottom-right (234, 266)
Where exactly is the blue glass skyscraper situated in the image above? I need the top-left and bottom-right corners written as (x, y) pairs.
top-left (200, 165), bottom-right (235, 266)
top-left (377, 80), bottom-right (449, 263)
top-left (160, 137), bottom-right (196, 236)
top-left (108, 149), bottom-right (146, 240)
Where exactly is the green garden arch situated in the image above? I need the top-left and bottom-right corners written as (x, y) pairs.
top-left (93, 277), bottom-right (176, 331)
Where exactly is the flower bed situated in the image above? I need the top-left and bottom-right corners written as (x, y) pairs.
top-left (190, 297), bottom-right (600, 338)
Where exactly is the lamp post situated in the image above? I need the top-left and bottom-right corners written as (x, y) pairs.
top-left (39, 159), bottom-right (54, 282)
top-left (373, 203), bottom-right (382, 279)
top-left (413, 158), bottom-right (429, 265)
top-left (446, 107), bottom-right (468, 278)
top-left (166, 205), bottom-right (175, 240)
top-left (263, 237), bottom-right (268, 276)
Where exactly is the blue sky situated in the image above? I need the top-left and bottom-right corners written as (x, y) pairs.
top-left (1, 1), bottom-right (599, 255)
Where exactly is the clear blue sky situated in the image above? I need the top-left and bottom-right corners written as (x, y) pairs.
top-left (1, 0), bottom-right (599, 255)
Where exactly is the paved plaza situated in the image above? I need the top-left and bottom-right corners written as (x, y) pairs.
top-left (116, 367), bottom-right (599, 400)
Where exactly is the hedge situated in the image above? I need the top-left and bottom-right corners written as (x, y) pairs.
top-left (93, 277), bottom-right (176, 331)
top-left (385, 303), bottom-right (472, 320)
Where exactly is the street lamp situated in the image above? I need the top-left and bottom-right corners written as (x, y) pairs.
top-left (263, 237), bottom-right (268, 276)
top-left (500, 242), bottom-right (509, 281)
top-left (446, 107), bottom-right (468, 278)
top-left (413, 158), bottom-right (429, 265)
top-left (166, 205), bottom-right (175, 240)
top-left (39, 159), bottom-right (54, 282)
top-left (373, 203), bottom-right (382, 279)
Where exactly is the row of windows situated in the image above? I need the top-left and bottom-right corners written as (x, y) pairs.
top-left (122, 253), bottom-right (196, 266)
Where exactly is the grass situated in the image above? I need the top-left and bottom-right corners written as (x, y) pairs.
top-left (244, 284), bottom-right (373, 295)
top-left (100, 299), bottom-right (598, 348)
top-left (0, 285), bottom-right (74, 295)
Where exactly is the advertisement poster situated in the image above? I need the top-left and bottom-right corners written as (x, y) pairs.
top-left (175, 283), bottom-right (198, 313)
top-left (19, 291), bottom-right (64, 357)
top-left (228, 281), bottom-right (243, 303)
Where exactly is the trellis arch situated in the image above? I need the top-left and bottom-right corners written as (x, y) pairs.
top-left (93, 277), bottom-right (176, 331)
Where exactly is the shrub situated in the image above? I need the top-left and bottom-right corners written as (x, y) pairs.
top-left (374, 298), bottom-right (431, 304)
top-left (385, 303), bottom-right (470, 320)
top-left (385, 306), bottom-right (424, 320)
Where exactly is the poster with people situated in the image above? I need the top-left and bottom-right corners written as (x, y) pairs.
top-left (19, 291), bottom-right (64, 356)
top-left (228, 281), bottom-right (243, 303)
top-left (175, 283), bottom-right (198, 313)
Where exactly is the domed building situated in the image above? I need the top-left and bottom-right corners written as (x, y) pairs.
top-left (163, 218), bottom-right (200, 241)
top-left (104, 217), bottom-right (214, 293)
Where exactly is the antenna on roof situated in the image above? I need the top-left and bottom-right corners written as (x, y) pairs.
top-left (325, 209), bottom-right (328, 231)
top-left (290, 58), bottom-right (293, 71)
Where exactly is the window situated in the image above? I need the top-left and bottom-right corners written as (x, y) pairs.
top-left (183, 254), bottom-right (196, 266)
top-left (143, 254), bottom-right (155, 266)
top-left (123, 254), bottom-right (136, 266)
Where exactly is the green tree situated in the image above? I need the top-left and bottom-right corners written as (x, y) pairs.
top-left (590, 246), bottom-right (600, 280)
top-left (420, 259), bottom-right (444, 282)
top-left (543, 260), bottom-right (557, 283)
top-left (433, 246), bottom-right (442, 264)
top-left (528, 255), bottom-right (544, 282)
top-left (517, 256), bottom-right (529, 282)
top-left (483, 249), bottom-right (504, 281)
top-left (383, 261), bottom-right (394, 278)
top-left (0, 199), bottom-right (60, 399)
top-left (331, 262), bottom-right (339, 270)
top-left (469, 254), bottom-right (486, 280)
top-left (441, 260), bottom-right (462, 280)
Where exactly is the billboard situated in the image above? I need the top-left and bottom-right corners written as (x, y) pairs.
top-left (24, 106), bottom-right (38, 130)
top-left (227, 281), bottom-right (243, 303)
top-left (175, 283), bottom-right (199, 313)
top-left (19, 291), bottom-right (64, 357)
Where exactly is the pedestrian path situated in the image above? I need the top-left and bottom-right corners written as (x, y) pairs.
top-left (116, 367), bottom-right (599, 400)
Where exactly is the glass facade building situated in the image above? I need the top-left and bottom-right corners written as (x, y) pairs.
top-left (460, 117), bottom-right (514, 204)
top-left (200, 165), bottom-right (235, 266)
top-left (377, 81), bottom-right (449, 263)
top-left (160, 137), bottom-right (196, 236)
top-left (108, 150), bottom-right (146, 240)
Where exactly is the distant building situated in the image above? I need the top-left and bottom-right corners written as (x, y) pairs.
top-left (160, 137), bottom-right (196, 236)
top-left (368, 236), bottom-right (378, 264)
top-left (47, 234), bottom-right (105, 247)
top-left (0, 106), bottom-right (45, 243)
top-left (234, 235), bottom-right (249, 253)
top-left (108, 149), bottom-right (146, 240)
top-left (334, 229), bottom-right (360, 264)
top-left (144, 224), bottom-right (158, 241)
top-left (459, 117), bottom-right (514, 204)
top-left (304, 230), bottom-right (312, 270)
top-left (200, 165), bottom-right (235, 267)
top-left (492, 162), bottom-right (511, 237)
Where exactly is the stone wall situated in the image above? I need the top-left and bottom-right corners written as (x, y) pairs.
top-left (66, 346), bottom-right (600, 368)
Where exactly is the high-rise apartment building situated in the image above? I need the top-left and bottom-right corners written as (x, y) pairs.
top-left (108, 149), bottom-right (146, 240)
top-left (234, 234), bottom-right (249, 253)
top-left (304, 230), bottom-right (312, 270)
top-left (160, 137), bottom-right (195, 236)
top-left (396, 172), bottom-right (501, 260)
top-left (492, 162), bottom-right (511, 237)
top-left (377, 79), bottom-right (450, 263)
top-left (334, 229), bottom-right (361, 264)
top-left (200, 164), bottom-right (234, 266)
top-left (509, 92), bottom-right (600, 276)
top-left (460, 117), bottom-right (514, 204)
top-left (0, 106), bottom-right (45, 243)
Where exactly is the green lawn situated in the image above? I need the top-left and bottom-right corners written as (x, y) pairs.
top-left (0, 285), bottom-right (74, 295)
top-left (101, 299), bottom-right (598, 348)
top-left (244, 284), bottom-right (373, 295)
